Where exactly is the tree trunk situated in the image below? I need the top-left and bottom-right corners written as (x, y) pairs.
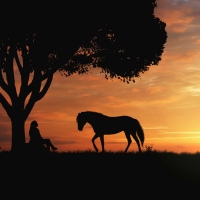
top-left (11, 116), bottom-right (26, 152)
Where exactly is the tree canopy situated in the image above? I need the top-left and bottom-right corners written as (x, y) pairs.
top-left (0, 1), bottom-right (167, 82)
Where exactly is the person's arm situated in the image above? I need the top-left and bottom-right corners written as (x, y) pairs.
top-left (29, 128), bottom-right (33, 138)
top-left (36, 128), bottom-right (43, 139)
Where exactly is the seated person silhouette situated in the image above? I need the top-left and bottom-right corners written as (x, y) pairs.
top-left (29, 120), bottom-right (57, 152)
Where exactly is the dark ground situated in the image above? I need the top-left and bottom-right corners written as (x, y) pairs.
top-left (1, 150), bottom-right (200, 198)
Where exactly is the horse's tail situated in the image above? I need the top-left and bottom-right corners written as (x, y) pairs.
top-left (136, 120), bottom-right (144, 147)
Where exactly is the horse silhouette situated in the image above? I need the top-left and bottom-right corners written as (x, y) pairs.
top-left (76, 111), bottom-right (145, 153)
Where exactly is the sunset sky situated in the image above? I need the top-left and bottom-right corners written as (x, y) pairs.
top-left (1, 0), bottom-right (200, 153)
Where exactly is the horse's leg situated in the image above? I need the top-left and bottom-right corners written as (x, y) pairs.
top-left (131, 133), bottom-right (142, 153)
top-left (92, 133), bottom-right (99, 152)
top-left (100, 135), bottom-right (105, 152)
top-left (124, 132), bottom-right (132, 153)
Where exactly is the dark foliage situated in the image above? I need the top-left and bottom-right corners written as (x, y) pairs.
top-left (0, 0), bottom-right (167, 82)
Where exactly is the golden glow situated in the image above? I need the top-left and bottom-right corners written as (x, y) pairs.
top-left (1, 0), bottom-right (200, 153)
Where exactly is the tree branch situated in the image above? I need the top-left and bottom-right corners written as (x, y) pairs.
top-left (0, 69), bottom-right (9, 94)
top-left (41, 65), bottom-right (60, 81)
top-left (23, 68), bottom-right (42, 120)
top-left (18, 45), bottom-right (32, 101)
top-left (26, 64), bottom-right (55, 97)
top-left (5, 44), bottom-right (18, 102)
top-left (40, 49), bottom-right (77, 81)
top-left (36, 73), bottom-right (53, 102)
top-left (23, 95), bottom-right (36, 121)
top-left (25, 66), bottom-right (42, 97)
top-left (0, 93), bottom-right (12, 118)
top-left (14, 50), bottom-right (23, 76)
top-left (24, 70), bottom-right (53, 120)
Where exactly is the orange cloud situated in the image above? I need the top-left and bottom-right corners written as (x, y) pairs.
top-left (155, 0), bottom-right (194, 33)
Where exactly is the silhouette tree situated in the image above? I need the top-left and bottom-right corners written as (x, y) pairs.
top-left (0, 1), bottom-right (167, 152)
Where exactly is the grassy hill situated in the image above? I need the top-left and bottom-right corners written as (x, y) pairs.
top-left (0, 150), bottom-right (199, 197)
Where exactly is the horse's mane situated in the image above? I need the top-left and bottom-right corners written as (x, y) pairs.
top-left (81, 111), bottom-right (107, 119)
top-left (83, 111), bottom-right (103, 114)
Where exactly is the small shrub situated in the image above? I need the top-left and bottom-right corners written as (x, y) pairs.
top-left (145, 145), bottom-right (153, 152)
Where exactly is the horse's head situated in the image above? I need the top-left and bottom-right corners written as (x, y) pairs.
top-left (76, 112), bottom-right (87, 131)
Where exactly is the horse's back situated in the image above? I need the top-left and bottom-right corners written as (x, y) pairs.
top-left (96, 115), bottom-right (137, 133)
top-left (115, 116), bottom-right (140, 128)
top-left (111, 115), bottom-right (136, 123)
top-left (100, 115), bottom-right (137, 124)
